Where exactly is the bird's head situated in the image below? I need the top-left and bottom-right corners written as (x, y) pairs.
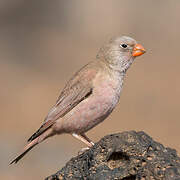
top-left (97, 36), bottom-right (146, 73)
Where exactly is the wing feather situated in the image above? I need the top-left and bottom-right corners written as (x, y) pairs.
top-left (28, 62), bottom-right (97, 142)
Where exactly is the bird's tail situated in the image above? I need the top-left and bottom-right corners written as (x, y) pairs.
top-left (10, 137), bottom-right (39, 164)
top-left (10, 128), bottom-right (54, 165)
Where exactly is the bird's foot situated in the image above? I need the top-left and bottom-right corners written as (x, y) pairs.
top-left (78, 147), bottom-right (90, 155)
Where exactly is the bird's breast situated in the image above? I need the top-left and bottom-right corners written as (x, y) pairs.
top-left (93, 71), bottom-right (123, 101)
top-left (58, 71), bottom-right (124, 133)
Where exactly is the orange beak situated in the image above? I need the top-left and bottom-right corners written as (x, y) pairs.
top-left (132, 44), bottom-right (146, 57)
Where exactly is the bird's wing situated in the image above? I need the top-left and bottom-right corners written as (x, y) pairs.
top-left (27, 62), bottom-right (98, 142)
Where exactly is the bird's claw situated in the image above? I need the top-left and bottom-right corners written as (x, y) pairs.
top-left (78, 147), bottom-right (90, 155)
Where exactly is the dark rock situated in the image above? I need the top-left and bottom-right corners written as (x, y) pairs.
top-left (45, 131), bottom-right (180, 180)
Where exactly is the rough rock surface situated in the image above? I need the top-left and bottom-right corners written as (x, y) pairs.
top-left (45, 131), bottom-right (180, 180)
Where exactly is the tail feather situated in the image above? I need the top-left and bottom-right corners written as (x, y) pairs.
top-left (10, 128), bottom-right (54, 164)
top-left (10, 138), bottom-right (38, 165)
top-left (27, 125), bottom-right (43, 142)
top-left (27, 120), bottom-right (54, 142)
top-left (10, 144), bottom-right (36, 164)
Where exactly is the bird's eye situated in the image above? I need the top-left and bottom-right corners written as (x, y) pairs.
top-left (120, 44), bottom-right (128, 49)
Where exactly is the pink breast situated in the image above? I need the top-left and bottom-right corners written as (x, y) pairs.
top-left (61, 81), bottom-right (120, 133)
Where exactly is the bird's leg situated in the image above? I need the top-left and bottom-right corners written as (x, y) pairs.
top-left (72, 133), bottom-right (95, 155)
top-left (72, 133), bottom-right (93, 147)
top-left (80, 133), bottom-right (94, 146)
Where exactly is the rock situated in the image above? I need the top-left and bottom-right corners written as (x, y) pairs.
top-left (45, 131), bottom-right (180, 180)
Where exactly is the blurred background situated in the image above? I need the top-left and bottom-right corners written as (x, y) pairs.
top-left (1, 0), bottom-right (180, 179)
